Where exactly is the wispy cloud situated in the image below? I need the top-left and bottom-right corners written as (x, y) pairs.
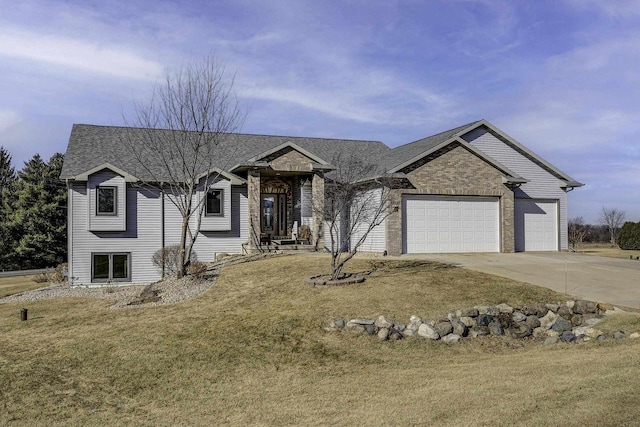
top-left (0, 29), bottom-right (163, 80)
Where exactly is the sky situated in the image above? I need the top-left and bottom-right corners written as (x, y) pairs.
top-left (1, 0), bottom-right (639, 223)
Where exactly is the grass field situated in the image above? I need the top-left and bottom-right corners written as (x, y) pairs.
top-left (575, 242), bottom-right (640, 260)
top-left (2, 254), bottom-right (640, 426)
top-left (0, 275), bottom-right (43, 298)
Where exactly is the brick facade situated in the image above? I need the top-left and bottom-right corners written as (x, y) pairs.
top-left (385, 143), bottom-right (515, 255)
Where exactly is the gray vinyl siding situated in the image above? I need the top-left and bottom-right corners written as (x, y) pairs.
top-left (462, 128), bottom-right (568, 250)
top-left (164, 186), bottom-right (248, 261)
top-left (198, 178), bottom-right (232, 231)
top-left (351, 188), bottom-right (387, 253)
top-left (70, 183), bottom-right (163, 285)
top-left (87, 171), bottom-right (126, 231)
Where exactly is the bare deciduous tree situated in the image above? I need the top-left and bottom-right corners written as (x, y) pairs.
top-left (124, 57), bottom-right (243, 277)
top-left (321, 154), bottom-right (394, 280)
top-left (568, 216), bottom-right (587, 251)
top-left (599, 206), bottom-right (626, 246)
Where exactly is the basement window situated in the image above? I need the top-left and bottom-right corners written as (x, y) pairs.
top-left (92, 253), bottom-right (130, 282)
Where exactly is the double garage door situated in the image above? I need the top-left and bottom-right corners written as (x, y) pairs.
top-left (404, 196), bottom-right (500, 253)
top-left (403, 196), bottom-right (559, 253)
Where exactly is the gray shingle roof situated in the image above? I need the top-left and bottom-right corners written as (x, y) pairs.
top-left (60, 124), bottom-right (390, 181)
top-left (377, 120), bottom-right (482, 172)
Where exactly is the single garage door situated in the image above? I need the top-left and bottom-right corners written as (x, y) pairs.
top-left (403, 196), bottom-right (500, 253)
top-left (514, 199), bottom-right (558, 251)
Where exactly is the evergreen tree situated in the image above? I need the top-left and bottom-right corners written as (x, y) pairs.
top-left (0, 147), bottom-right (17, 270)
top-left (2, 153), bottom-right (67, 269)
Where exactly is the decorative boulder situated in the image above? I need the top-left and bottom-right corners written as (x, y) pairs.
top-left (489, 321), bottom-right (504, 336)
top-left (434, 321), bottom-right (453, 337)
top-left (561, 331), bottom-right (577, 343)
top-left (375, 315), bottom-right (394, 329)
top-left (510, 322), bottom-right (533, 339)
top-left (539, 311), bottom-right (558, 330)
top-left (450, 319), bottom-right (468, 337)
top-left (459, 316), bottom-right (477, 328)
top-left (557, 305), bottom-right (573, 320)
top-left (544, 336), bottom-right (559, 346)
top-left (570, 314), bottom-right (583, 327)
top-left (573, 300), bottom-right (597, 315)
top-left (476, 314), bottom-right (493, 327)
top-left (613, 330), bottom-right (626, 340)
top-left (377, 328), bottom-right (390, 341)
top-left (389, 329), bottom-right (403, 340)
top-left (525, 315), bottom-right (541, 330)
top-left (471, 326), bottom-right (490, 337)
top-left (512, 311), bottom-right (527, 323)
top-left (456, 308), bottom-right (479, 317)
top-left (365, 324), bottom-right (377, 335)
top-left (496, 303), bottom-right (514, 314)
top-left (417, 324), bottom-right (440, 340)
top-left (442, 334), bottom-right (461, 344)
top-left (551, 317), bottom-right (572, 333)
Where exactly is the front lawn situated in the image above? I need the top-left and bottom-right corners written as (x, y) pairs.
top-left (0, 275), bottom-right (42, 298)
top-left (1, 254), bottom-right (639, 426)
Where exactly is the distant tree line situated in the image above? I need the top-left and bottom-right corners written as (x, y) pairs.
top-left (569, 206), bottom-right (630, 250)
top-left (0, 147), bottom-right (67, 271)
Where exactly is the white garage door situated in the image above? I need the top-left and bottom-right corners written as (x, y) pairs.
top-left (403, 196), bottom-right (500, 254)
top-left (515, 199), bottom-right (558, 251)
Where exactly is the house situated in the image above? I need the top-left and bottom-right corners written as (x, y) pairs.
top-left (60, 120), bottom-right (583, 286)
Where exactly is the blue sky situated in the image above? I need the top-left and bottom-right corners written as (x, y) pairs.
top-left (1, 0), bottom-right (638, 223)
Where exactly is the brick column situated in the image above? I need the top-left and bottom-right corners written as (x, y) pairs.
top-left (312, 173), bottom-right (324, 250)
top-left (248, 171), bottom-right (261, 251)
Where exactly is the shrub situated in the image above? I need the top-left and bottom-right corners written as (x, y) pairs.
top-left (152, 245), bottom-right (198, 276)
top-left (187, 260), bottom-right (208, 280)
top-left (32, 263), bottom-right (68, 284)
top-left (618, 221), bottom-right (640, 250)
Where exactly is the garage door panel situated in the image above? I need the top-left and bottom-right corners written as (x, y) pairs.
top-left (515, 199), bottom-right (558, 252)
top-left (404, 196), bottom-right (500, 254)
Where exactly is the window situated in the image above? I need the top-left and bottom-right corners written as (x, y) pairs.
top-left (206, 189), bottom-right (223, 216)
top-left (97, 186), bottom-right (117, 215)
top-left (92, 253), bottom-right (130, 282)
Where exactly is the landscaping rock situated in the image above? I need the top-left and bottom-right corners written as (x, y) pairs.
top-left (551, 317), bottom-right (572, 333)
top-left (333, 318), bottom-right (345, 329)
top-left (573, 326), bottom-right (589, 337)
top-left (489, 321), bottom-right (504, 336)
top-left (557, 305), bottom-right (573, 320)
top-left (475, 306), bottom-right (490, 315)
top-left (561, 331), bottom-right (577, 343)
top-left (510, 322), bottom-right (532, 339)
top-left (570, 314), bottom-right (583, 327)
top-left (375, 315), bottom-right (393, 329)
top-left (456, 307), bottom-right (479, 317)
top-left (522, 304), bottom-right (547, 317)
top-left (442, 334), bottom-right (461, 344)
top-left (434, 321), bottom-right (453, 337)
top-left (544, 336), bottom-right (559, 345)
top-left (476, 314), bottom-right (493, 327)
top-left (365, 324), bottom-right (378, 335)
top-left (630, 332), bottom-right (640, 340)
top-left (389, 329), bottom-right (403, 341)
top-left (532, 327), bottom-right (546, 338)
top-left (512, 311), bottom-right (527, 323)
top-left (450, 319), bottom-right (468, 337)
top-left (545, 329), bottom-right (559, 338)
top-left (350, 318), bottom-right (375, 325)
top-left (545, 303), bottom-right (559, 313)
top-left (459, 316), bottom-right (476, 328)
top-left (496, 303), bottom-right (514, 314)
top-left (586, 328), bottom-right (604, 339)
top-left (597, 302), bottom-right (614, 313)
top-left (471, 326), bottom-right (490, 337)
top-left (409, 315), bottom-right (423, 325)
top-left (403, 328), bottom-right (416, 337)
top-left (417, 324), bottom-right (439, 340)
top-left (597, 335), bottom-right (607, 341)
top-left (525, 315), bottom-right (541, 330)
top-left (614, 330), bottom-right (626, 340)
top-left (377, 328), bottom-right (390, 340)
top-left (539, 311), bottom-right (558, 330)
top-left (566, 300), bottom-right (575, 309)
top-left (573, 300), bottom-right (597, 315)
top-left (393, 323), bottom-right (406, 332)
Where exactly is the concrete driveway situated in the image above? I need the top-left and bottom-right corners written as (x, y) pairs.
top-left (412, 252), bottom-right (640, 310)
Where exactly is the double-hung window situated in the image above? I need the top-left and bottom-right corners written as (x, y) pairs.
top-left (97, 186), bottom-right (117, 215)
top-left (206, 189), bottom-right (223, 216)
top-left (92, 253), bottom-right (130, 282)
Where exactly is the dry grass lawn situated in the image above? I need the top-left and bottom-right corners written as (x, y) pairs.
top-left (0, 275), bottom-right (42, 298)
top-left (576, 242), bottom-right (640, 260)
top-left (2, 254), bottom-right (640, 426)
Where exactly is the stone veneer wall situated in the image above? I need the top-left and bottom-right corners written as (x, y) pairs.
top-left (248, 171), bottom-right (261, 250)
top-left (312, 173), bottom-right (324, 250)
top-left (385, 143), bottom-right (515, 256)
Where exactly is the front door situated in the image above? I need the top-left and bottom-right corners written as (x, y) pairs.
top-left (261, 193), bottom-right (287, 236)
